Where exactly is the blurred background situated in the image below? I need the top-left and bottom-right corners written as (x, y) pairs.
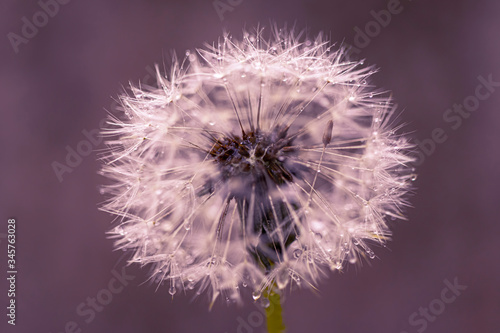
top-left (1, 0), bottom-right (499, 332)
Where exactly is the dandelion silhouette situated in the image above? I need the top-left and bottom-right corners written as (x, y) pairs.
top-left (100, 27), bottom-right (414, 332)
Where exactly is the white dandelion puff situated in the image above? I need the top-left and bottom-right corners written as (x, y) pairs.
top-left (99, 27), bottom-right (414, 305)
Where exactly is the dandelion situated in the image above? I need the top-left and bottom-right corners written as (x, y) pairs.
top-left (99, 27), bottom-right (414, 330)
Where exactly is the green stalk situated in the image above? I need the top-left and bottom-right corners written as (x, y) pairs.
top-left (265, 289), bottom-right (286, 333)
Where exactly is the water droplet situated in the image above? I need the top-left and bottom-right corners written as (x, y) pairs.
top-left (348, 96), bottom-right (355, 102)
top-left (307, 253), bottom-right (314, 263)
top-left (252, 290), bottom-right (261, 300)
top-left (242, 281), bottom-right (248, 288)
top-left (276, 269), bottom-right (289, 289)
top-left (261, 297), bottom-right (270, 308)
top-left (343, 242), bottom-right (350, 253)
top-left (169, 286), bottom-right (176, 296)
top-left (208, 120), bottom-right (216, 126)
top-left (410, 174), bottom-right (418, 181)
top-left (184, 223), bottom-right (191, 231)
top-left (293, 249), bottom-right (302, 259)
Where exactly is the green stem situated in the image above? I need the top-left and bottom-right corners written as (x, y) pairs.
top-left (265, 289), bottom-right (286, 333)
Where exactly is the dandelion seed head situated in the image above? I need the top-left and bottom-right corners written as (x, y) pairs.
top-left (100, 27), bottom-right (414, 304)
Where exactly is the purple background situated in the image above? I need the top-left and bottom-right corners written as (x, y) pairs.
top-left (1, 0), bottom-right (499, 332)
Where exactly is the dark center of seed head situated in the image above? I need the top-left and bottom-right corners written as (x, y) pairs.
top-left (210, 129), bottom-right (295, 185)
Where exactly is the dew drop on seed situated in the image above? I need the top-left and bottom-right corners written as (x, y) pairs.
top-left (293, 249), bottom-right (302, 259)
top-left (169, 286), bottom-right (176, 296)
top-left (291, 273), bottom-right (301, 285)
top-left (410, 174), bottom-right (418, 181)
top-left (276, 270), bottom-right (289, 289)
top-left (242, 281), bottom-right (248, 288)
top-left (252, 290), bottom-right (261, 300)
top-left (261, 297), bottom-right (270, 308)
top-left (208, 121), bottom-right (216, 126)
top-left (307, 254), bottom-right (314, 263)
